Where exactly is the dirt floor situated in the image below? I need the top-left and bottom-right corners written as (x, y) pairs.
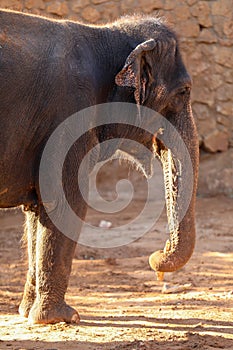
top-left (0, 166), bottom-right (232, 349)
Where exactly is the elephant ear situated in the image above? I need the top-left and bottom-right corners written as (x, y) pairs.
top-left (115, 39), bottom-right (156, 105)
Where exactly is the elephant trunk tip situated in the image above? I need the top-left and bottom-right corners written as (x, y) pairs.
top-left (149, 239), bottom-right (193, 275)
top-left (149, 249), bottom-right (178, 274)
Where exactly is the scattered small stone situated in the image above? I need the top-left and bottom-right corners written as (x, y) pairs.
top-left (162, 283), bottom-right (192, 294)
top-left (99, 220), bottom-right (112, 228)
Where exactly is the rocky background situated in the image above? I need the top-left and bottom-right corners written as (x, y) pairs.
top-left (0, 0), bottom-right (232, 196)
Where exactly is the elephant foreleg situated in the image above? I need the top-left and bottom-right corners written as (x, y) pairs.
top-left (27, 205), bottom-right (79, 324)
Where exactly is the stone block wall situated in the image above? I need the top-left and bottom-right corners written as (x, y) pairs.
top-left (1, 0), bottom-right (232, 155)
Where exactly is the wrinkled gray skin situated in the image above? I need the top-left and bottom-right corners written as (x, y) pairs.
top-left (0, 10), bottom-right (199, 324)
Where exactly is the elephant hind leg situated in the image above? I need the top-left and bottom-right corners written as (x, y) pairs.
top-left (19, 210), bottom-right (37, 318)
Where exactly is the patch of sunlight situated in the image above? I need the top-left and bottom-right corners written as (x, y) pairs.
top-left (203, 252), bottom-right (233, 260)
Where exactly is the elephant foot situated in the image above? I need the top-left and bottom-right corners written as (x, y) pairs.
top-left (19, 283), bottom-right (36, 318)
top-left (28, 299), bottom-right (80, 324)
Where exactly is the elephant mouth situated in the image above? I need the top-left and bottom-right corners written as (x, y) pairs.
top-left (117, 139), bottom-right (155, 178)
top-left (135, 152), bottom-right (155, 178)
top-left (134, 132), bottom-right (163, 179)
top-left (118, 130), bottom-right (164, 178)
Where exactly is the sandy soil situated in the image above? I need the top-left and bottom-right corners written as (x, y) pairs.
top-left (0, 166), bottom-right (232, 349)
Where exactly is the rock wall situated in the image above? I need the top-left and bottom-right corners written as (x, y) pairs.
top-left (1, 0), bottom-right (232, 153)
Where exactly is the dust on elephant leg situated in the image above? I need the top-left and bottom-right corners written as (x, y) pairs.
top-left (19, 210), bottom-right (37, 318)
top-left (28, 300), bottom-right (80, 325)
top-left (27, 206), bottom-right (79, 324)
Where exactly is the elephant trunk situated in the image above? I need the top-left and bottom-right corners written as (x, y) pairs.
top-left (149, 115), bottom-right (199, 274)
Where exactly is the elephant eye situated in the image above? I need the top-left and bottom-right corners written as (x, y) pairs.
top-left (179, 89), bottom-right (186, 96)
top-left (177, 86), bottom-right (191, 96)
top-left (167, 86), bottom-right (190, 113)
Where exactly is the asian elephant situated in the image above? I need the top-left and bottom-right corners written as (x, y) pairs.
top-left (0, 10), bottom-right (199, 324)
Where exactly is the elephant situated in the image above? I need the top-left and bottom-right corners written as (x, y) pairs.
top-left (0, 10), bottom-right (199, 324)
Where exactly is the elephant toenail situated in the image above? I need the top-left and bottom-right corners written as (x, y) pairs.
top-left (71, 313), bottom-right (80, 324)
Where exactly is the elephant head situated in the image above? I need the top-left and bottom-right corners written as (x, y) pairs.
top-left (112, 34), bottom-right (199, 274)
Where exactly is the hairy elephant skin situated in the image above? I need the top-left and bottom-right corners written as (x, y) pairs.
top-left (0, 10), bottom-right (199, 324)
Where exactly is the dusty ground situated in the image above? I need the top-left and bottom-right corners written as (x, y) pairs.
top-left (0, 165), bottom-right (232, 350)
